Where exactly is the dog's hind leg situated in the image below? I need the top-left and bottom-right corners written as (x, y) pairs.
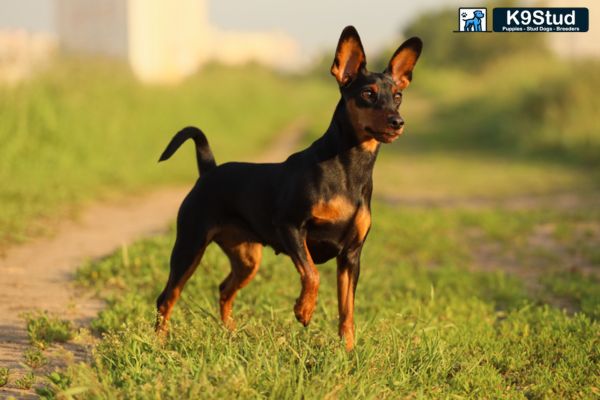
top-left (216, 228), bottom-right (262, 329)
top-left (156, 228), bottom-right (211, 335)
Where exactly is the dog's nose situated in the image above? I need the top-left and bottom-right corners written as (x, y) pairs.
top-left (387, 115), bottom-right (404, 130)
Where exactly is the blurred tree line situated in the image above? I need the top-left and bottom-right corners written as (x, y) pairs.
top-left (398, 8), bottom-right (547, 71)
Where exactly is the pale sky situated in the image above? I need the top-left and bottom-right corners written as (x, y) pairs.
top-left (0, 0), bottom-right (457, 55)
top-left (209, 0), bottom-right (454, 54)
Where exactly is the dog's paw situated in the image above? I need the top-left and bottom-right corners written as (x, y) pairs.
top-left (222, 316), bottom-right (236, 331)
top-left (339, 326), bottom-right (355, 351)
top-left (155, 319), bottom-right (169, 345)
top-left (294, 299), bottom-right (315, 327)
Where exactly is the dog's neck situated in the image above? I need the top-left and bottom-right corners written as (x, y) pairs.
top-left (311, 99), bottom-right (380, 163)
top-left (299, 99), bottom-right (378, 195)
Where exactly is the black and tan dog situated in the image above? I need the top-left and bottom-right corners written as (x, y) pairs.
top-left (156, 26), bottom-right (422, 350)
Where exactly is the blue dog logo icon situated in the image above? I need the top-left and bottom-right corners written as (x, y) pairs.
top-left (463, 10), bottom-right (485, 31)
top-left (458, 8), bottom-right (488, 32)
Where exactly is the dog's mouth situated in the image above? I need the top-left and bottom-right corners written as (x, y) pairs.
top-left (366, 127), bottom-right (403, 143)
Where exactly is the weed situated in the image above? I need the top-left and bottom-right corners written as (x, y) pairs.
top-left (14, 372), bottom-right (35, 390)
top-left (25, 311), bottom-right (74, 347)
top-left (36, 371), bottom-right (76, 399)
top-left (24, 347), bottom-right (48, 369)
top-left (542, 271), bottom-right (600, 319)
top-left (0, 367), bottom-right (9, 386)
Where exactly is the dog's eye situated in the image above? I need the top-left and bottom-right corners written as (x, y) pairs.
top-left (393, 92), bottom-right (402, 103)
top-left (361, 89), bottom-right (376, 101)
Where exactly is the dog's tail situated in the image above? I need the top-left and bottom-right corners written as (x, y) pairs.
top-left (159, 126), bottom-right (216, 176)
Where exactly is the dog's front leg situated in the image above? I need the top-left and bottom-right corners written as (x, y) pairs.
top-left (336, 248), bottom-right (361, 351)
top-left (277, 225), bottom-right (320, 326)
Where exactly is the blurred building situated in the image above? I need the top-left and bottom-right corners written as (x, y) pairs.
top-left (0, 0), bottom-right (300, 84)
top-left (55, 0), bottom-right (300, 83)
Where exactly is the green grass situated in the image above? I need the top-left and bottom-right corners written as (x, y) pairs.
top-left (0, 368), bottom-right (8, 387)
top-left (23, 347), bottom-right (48, 369)
top-left (375, 151), bottom-right (596, 201)
top-left (542, 271), bottom-right (600, 320)
top-left (14, 371), bottom-right (35, 390)
top-left (31, 201), bottom-right (598, 399)
top-left (0, 59), bottom-right (334, 247)
top-left (25, 311), bottom-right (74, 347)
top-left (36, 371), bottom-right (77, 399)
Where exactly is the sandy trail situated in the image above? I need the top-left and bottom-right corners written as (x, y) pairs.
top-left (0, 120), bottom-right (306, 398)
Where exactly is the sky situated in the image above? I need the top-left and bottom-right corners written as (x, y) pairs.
top-left (209, 0), bottom-right (454, 55)
top-left (0, 0), bottom-right (457, 55)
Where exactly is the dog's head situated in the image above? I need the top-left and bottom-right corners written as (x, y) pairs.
top-left (473, 10), bottom-right (485, 18)
top-left (331, 26), bottom-right (422, 145)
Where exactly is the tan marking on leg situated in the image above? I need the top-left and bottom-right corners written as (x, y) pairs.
top-left (216, 226), bottom-right (263, 330)
top-left (337, 265), bottom-right (356, 351)
top-left (354, 206), bottom-right (371, 242)
top-left (293, 240), bottom-right (320, 326)
top-left (157, 247), bottom-right (206, 335)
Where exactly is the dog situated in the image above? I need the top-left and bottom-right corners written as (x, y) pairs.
top-left (463, 10), bottom-right (485, 31)
top-left (156, 26), bottom-right (422, 351)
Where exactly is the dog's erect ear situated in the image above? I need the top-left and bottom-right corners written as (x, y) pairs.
top-left (385, 37), bottom-right (422, 89)
top-left (331, 26), bottom-right (366, 87)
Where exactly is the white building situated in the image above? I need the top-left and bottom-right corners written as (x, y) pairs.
top-left (55, 0), bottom-right (300, 83)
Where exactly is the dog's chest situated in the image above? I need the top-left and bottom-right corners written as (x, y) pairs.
top-left (310, 196), bottom-right (369, 235)
top-left (306, 195), bottom-right (371, 261)
top-left (310, 195), bottom-right (356, 225)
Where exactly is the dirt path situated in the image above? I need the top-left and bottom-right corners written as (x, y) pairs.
top-left (0, 120), bottom-right (306, 398)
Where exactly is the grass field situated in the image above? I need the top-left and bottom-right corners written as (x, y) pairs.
top-left (0, 60), bottom-right (334, 247)
top-left (22, 198), bottom-right (595, 399)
